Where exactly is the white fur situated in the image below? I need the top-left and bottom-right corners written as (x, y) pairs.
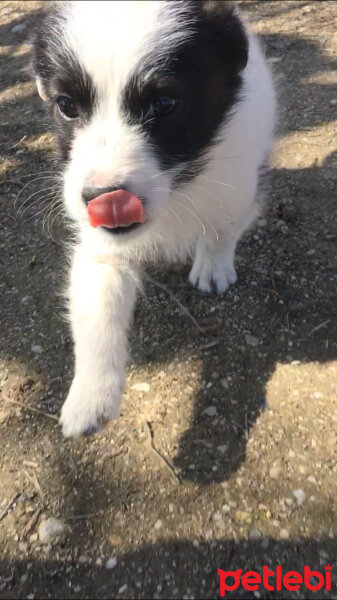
top-left (45, 2), bottom-right (275, 436)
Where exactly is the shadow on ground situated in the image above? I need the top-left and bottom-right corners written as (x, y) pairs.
top-left (1, 3), bottom-right (337, 598)
top-left (1, 536), bottom-right (337, 599)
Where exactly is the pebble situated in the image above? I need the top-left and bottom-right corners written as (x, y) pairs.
top-left (20, 573), bottom-right (29, 584)
top-left (38, 517), bottom-right (65, 544)
top-left (106, 557), bottom-right (117, 570)
top-left (293, 489), bottom-right (306, 505)
top-left (11, 22), bottom-right (26, 33)
top-left (269, 466), bottom-right (281, 479)
top-left (280, 528), bottom-right (290, 540)
top-left (235, 510), bottom-right (251, 523)
top-left (108, 534), bottom-right (123, 546)
top-left (31, 345), bottom-right (42, 354)
top-left (217, 444), bottom-right (228, 455)
top-left (202, 406), bottom-right (217, 417)
top-left (211, 371), bottom-right (219, 380)
top-left (154, 519), bottom-right (162, 530)
top-left (257, 397), bottom-right (268, 409)
top-left (119, 584), bottom-right (127, 594)
top-left (19, 542), bottom-right (28, 553)
top-left (169, 504), bottom-right (174, 513)
top-left (249, 528), bottom-right (262, 540)
top-left (220, 379), bottom-right (229, 389)
top-left (21, 296), bottom-right (32, 303)
top-left (131, 382), bottom-right (150, 393)
top-left (245, 334), bottom-right (259, 347)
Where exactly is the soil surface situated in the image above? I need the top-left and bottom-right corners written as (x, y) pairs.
top-left (1, 1), bottom-right (337, 599)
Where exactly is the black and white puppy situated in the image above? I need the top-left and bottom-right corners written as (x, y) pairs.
top-left (32, 1), bottom-right (275, 437)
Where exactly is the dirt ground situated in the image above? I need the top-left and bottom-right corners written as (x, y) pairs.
top-left (1, 1), bottom-right (337, 598)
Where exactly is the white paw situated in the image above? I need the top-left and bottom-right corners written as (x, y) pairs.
top-left (189, 255), bottom-right (237, 295)
top-left (60, 374), bottom-right (123, 438)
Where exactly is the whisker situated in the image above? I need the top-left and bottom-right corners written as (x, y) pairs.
top-left (21, 192), bottom-right (59, 224)
top-left (44, 201), bottom-right (64, 243)
top-left (15, 176), bottom-right (59, 210)
top-left (200, 174), bottom-right (234, 190)
top-left (18, 186), bottom-right (60, 217)
top-left (153, 187), bottom-right (219, 241)
top-left (166, 206), bottom-right (183, 229)
top-left (171, 199), bottom-right (206, 236)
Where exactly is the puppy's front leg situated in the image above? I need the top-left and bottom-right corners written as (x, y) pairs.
top-left (60, 245), bottom-right (139, 437)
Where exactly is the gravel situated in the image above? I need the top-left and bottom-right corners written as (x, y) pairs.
top-left (1, 1), bottom-right (337, 599)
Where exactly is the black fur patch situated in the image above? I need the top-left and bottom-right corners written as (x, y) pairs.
top-left (122, 1), bottom-right (248, 185)
top-left (32, 2), bottom-right (247, 178)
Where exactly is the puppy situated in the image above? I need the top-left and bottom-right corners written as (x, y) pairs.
top-left (31, 1), bottom-right (275, 437)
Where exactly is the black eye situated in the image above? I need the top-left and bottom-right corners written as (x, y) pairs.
top-left (56, 96), bottom-right (79, 121)
top-left (149, 96), bottom-right (178, 117)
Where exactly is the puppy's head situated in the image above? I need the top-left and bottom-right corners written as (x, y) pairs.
top-left (32, 1), bottom-right (248, 243)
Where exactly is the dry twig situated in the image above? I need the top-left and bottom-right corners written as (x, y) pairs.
top-left (22, 508), bottom-right (41, 539)
top-left (3, 397), bottom-right (58, 422)
top-left (144, 273), bottom-right (205, 335)
top-left (143, 418), bottom-right (181, 484)
top-left (0, 494), bottom-right (21, 522)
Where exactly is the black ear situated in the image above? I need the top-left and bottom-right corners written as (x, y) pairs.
top-left (197, 1), bottom-right (248, 72)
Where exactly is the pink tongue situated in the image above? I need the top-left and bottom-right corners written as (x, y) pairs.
top-left (87, 189), bottom-right (145, 229)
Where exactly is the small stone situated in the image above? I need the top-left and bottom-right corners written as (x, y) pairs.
top-left (217, 444), bottom-right (228, 455)
top-left (108, 534), bottom-right (123, 546)
top-left (249, 528), bottom-right (262, 540)
top-left (19, 542), bottom-right (28, 553)
top-left (78, 555), bottom-right (87, 564)
top-left (21, 296), bottom-right (33, 303)
top-left (202, 406), bottom-right (217, 417)
top-left (220, 379), bottom-right (229, 389)
top-left (119, 584), bottom-right (127, 594)
top-left (211, 371), bottom-right (219, 380)
top-left (20, 573), bottom-right (29, 584)
top-left (106, 557), bottom-right (117, 570)
top-left (245, 334), bottom-right (259, 347)
top-left (31, 345), bottom-right (42, 354)
top-left (154, 519), bottom-right (162, 530)
top-left (30, 533), bottom-right (38, 543)
top-left (74, 585), bottom-right (81, 593)
top-left (169, 504), bottom-right (174, 513)
top-left (269, 466), bottom-right (281, 479)
top-left (280, 528), bottom-right (290, 540)
top-left (235, 510), bottom-right (251, 523)
top-left (222, 504), bottom-right (230, 514)
top-left (38, 517), bottom-right (65, 544)
top-left (11, 22), bottom-right (27, 33)
top-left (293, 489), bottom-right (306, 505)
top-left (257, 397), bottom-right (268, 409)
top-left (96, 558), bottom-right (102, 567)
top-left (131, 382), bottom-right (150, 393)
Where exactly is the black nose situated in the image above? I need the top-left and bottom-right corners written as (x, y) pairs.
top-left (82, 186), bottom-right (123, 205)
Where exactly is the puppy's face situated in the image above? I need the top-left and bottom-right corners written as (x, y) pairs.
top-left (32, 1), bottom-right (247, 243)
